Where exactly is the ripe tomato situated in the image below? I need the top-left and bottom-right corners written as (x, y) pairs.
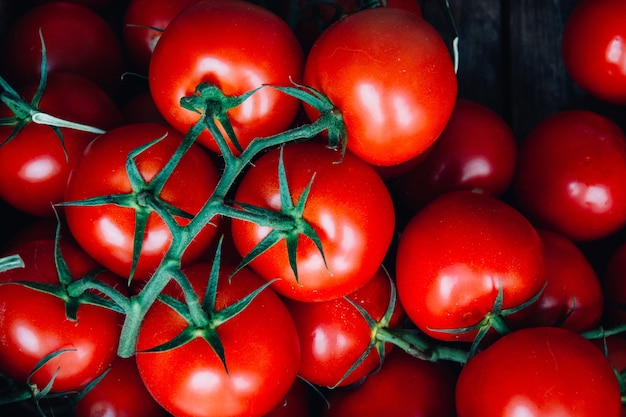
top-left (75, 357), bottom-right (169, 417)
top-left (231, 141), bottom-right (395, 302)
top-left (562, 0), bottom-right (626, 104)
top-left (455, 327), bottom-right (622, 417)
top-left (284, 267), bottom-right (404, 388)
top-left (136, 262), bottom-right (301, 417)
top-left (0, 1), bottom-right (125, 94)
top-left (148, 0), bottom-right (304, 155)
top-left (123, 0), bottom-right (202, 73)
top-left (303, 7), bottom-right (457, 166)
top-left (322, 349), bottom-right (457, 417)
top-left (393, 98), bottom-right (518, 212)
top-left (395, 191), bottom-right (546, 342)
top-left (521, 228), bottom-right (603, 332)
top-left (0, 72), bottom-right (123, 217)
top-left (0, 238), bottom-right (123, 393)
top-left (514, 110), bottom-right (626, 241)
top-left (63, 122), bottom-right (220, 280)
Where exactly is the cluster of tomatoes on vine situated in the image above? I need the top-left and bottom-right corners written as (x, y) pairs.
top-left (1, 0), bottom-right (626, 417)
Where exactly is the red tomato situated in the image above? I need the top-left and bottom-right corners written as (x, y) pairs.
top-left (284, 267), bottom-right (404, 387)
top-left (395, 191), bottom-right (546, 342)
top-left (455, 327), bottom-right (622, 417)
top-left (393, 98), bottom-right (518, 212)
top-left (231, 141), bottom-right (395, 302)
top-left (303, 7), bottom-right (457, 166)
top-left (0, 239), bottom-right (123, 393)
top-left (63, 122), bottom-right (220, 280)
top-left (562, 0), bottom-right (626, 104)
top-left (136, 262), bottom-right (301, 417)
top-left (123, 0), bottom-right (203, 73)
top-left (514, 110), bottom-right (626, 241)
top-left (590, 333), bottom-right (626, 417)
top-left (322, 349), bottom-right (457, 417)
top-left (75, 357), bottom-right (170, 417)
top-left (521, 228), bottom-right (603, 332)
top-left (148, 0), bottom-right (304, 155)
top-left (0, 2), bottom-right (125, 94)
top-left (0, 72), bottom-right (123, 217)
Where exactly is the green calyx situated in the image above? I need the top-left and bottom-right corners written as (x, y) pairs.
top-left (0, 30), bottom-right (105, 161)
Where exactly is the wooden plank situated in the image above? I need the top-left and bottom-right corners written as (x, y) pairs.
top-left (422, 0), bottom-right (506, 118)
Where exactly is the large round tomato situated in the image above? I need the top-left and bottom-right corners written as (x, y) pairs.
top-left (136, 262), bottom-right (301, 417)
top-left (0, 72), bottom-right (123, 217)
top-left (322, 349), bottom-right (457, 417)
top-left (455, 327), bottom-right (622, 417)
top-left (0, 238), bottom-right (123, 393)
top-left (395, 191), bottom-right (546, 342)
top-left (393, 98), bottom-right (518, 212)
top-left (562, 0), bottom-right (626, 104)
top-left (303, 7), bottom-right (457, 166)
top-left (513, 110), bottom-right (626, 241)
top-left (63, 122), bottom-right (220, 280)
top-left (0, 1), bottom-right (125, 94)
top-left (284, 266), bottom-right (404, 388)
top-left (231, 141), bottom-right (395, 302)
top-left (148, 0), bottom-right (304, 155)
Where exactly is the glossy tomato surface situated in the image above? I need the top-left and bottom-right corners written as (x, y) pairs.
top-left (64, 122), bottom-right (220, 280)
top-left (136, 262), bottom-right (301, 417)
top-left (514, 110), bottom-right (626, 241)
top-left (322, 349), bottom-right (457, 417)
top-left (231, 141), bottom-right (395, 302)
top-left (395, 191), bottom-right (546, 342)
top-left (562, 0), bottom-right (626, 104)
top-left (303, 7), bottom-right (457, 166)
top-left (149, 0), bottom-right (304, 155)
top-left (0, 72), bottom-right (122, 217)
top-left (0, 239), bottom-right (123, 393)
top-left (394, 98), bottom-right (518, 212)
top-left (521, 228), bottom-right (603, 332)
top-left (285, 267), bottom-right (404, 387)
top-left (75, 357), bottom-right (169, 417)
top-left (455, 327), bottom-right (622, 417)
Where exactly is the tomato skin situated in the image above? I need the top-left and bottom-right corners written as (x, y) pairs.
top-left (0, 2), bottom-right (125, 94)
top-left (455, 327), bottom-right (622, 417)
top-left (395, 191), bottom-right (546, 342)
top-left (285, 267), bottom-right (404, 388)
top-left (63, 122), bottom-right (220, 280)
top-left (514, 110), bottom-right (626, 242)
top-left (149, 0), bottom-right (304, 155)
top-left (521, 228), bottom-right (603, 332)
top-left (394, 98), bottom-right (518, 212)
top-left (231, 141), bottom-right (395, 302)
top-left (75, 357), bottom-right (170, 417)
top-left (0, 239), bottom-right (123, 393)
top-left (0, 72), bottom-right (123, 217)
top-left (562, 0), bottom-right (626, 104)
top-left (123, 0), bottom-right (203, 73)
top-left (322, 349), bottom-right (457, 417)
top-left (136, 262), bottom-right (301, 417)
top-left (303, 7), bottom-right (457, 166)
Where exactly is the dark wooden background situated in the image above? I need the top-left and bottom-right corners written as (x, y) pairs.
top-left (422, 0), bottom-right (625, 140)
